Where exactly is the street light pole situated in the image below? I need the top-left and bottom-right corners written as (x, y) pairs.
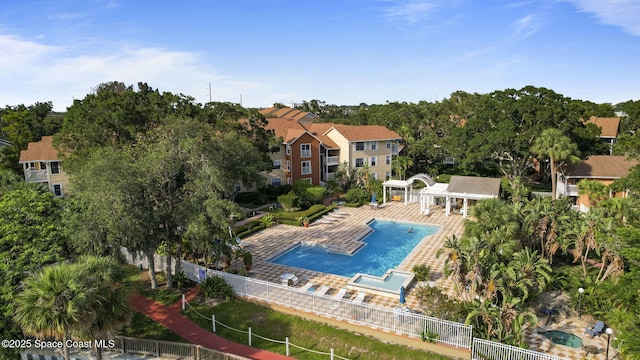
top-left (606, 327), bottom-right (613, 360)
top-left (578, 287), bottom-right (584, 319)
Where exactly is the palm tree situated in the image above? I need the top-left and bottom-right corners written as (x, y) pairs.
top-left (14, 256), bottom-right (133, 360)
top-left (508, 248), bottom-right (552, 298)
top-left (76, 256), bottom-right (133, 360)
top-left (391, 156), bottom-right (413, 180)
top-left (531, 128), bottom-right (579, 200)
top-left (465, 299), bottom-right (500, 339)
top-left (14, 264), bottom-right (96, 360)
top-left (578, 179), bottom-right (609, 207)
top-left (436, 235), bottom-right (465, 296)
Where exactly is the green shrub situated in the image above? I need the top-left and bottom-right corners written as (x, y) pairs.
top-left (304, 186), bottom-right (327, 204)
top-left (344, 187), bottom-right (369, 205)
top-left (277, 192), bottom-right (300, 211)
top-left (259, 214), bottom-right (276, 228)
top-left (173, 271), bottom-right (189, 290)
top-left (412, 264), bottom-right (431, 282)
top-left (200, 276), bottom-right (235, 300)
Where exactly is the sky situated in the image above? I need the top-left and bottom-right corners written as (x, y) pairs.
top-left (2, 0), bottom-right (640, 112)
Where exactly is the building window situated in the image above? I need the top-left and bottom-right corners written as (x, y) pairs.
top-left (371, 172), bottom-right (378, 179)
top-left (52, 184), bottom-right (63, 197)
top-left (355, 142), bottom-right (365, 151)
top-left (370, 142), bottom-right (377, 150)
top-left (385, 171), bottom-right (391, 180)
top-left (28, 162), bottom-right (35, 169)
top-left (271, 177), bottom-right (282, 186)
top-left (355, 158), bottom-right (365, 168)
top-left (286, 160), bottom-right (291, 171)
top-left (386, 155), bottom-right (391, 165)
top-left (287, 177), bottom-right (291, 185)
top-left (273, 160), bottom-right (281, 169)
top-left (386, 141), bottom-right (392, 149)
top-left (50, 161), bottom-right (60, 174)
top-left (370, 156), bottom-right (377, 166)
top-left (301, 143), bottom-right (311, 158)
top-left (40, 162), bottom-right (47, 170)
top-left (301, 160), bottom-right (312, 175)
top-left (234, 183), bottom-right (241, 192)
top-left (286, 145), bottom-right (291, 155)
top-left (301, 178), bottom-right (312, 183)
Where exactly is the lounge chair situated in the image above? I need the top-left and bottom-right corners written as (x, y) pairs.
top-left (585, 321), bottom-right (605, 338)
top-left (332, 287), bottom-right (348, 300)
top-left (352, 291), bottom-right (367, 305)
top-left (314, 285), bottom-right (331, 296)
top-left (298, 282), bottom-right (316, 293)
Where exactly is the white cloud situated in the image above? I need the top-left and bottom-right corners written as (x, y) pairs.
top-left (0, 35), bottom-right (61, 69)
top-left (562, 0), bottom-right (640, 36)
top-left (383, 0), bottom-right (443, 23)
top-left (512, 14), bottom-right (540, 38)
top-left (0, 34), bottom-right (270, 110)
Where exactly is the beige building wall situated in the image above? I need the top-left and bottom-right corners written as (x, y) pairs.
top-left (325, 130), bottom-right (350, 165)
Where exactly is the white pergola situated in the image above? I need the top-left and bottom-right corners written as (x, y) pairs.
top-left (382, 174), bottom-right (435, 205)
top-left (420, 187), bottom-right (497, 218)
top-left (419, 176), bottom-right (501, 218)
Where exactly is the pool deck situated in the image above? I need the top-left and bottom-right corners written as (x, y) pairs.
top-left (242, 202), bottom-right (463, 310)
top-left (241, 202), bottom-right (616, 360)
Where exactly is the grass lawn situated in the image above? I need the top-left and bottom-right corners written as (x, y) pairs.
top-left (118, 312), bottom-right (187, 343)
top-left (185, 299), bottom-right (454, 360)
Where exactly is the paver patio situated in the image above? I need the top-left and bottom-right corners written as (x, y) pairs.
top-left (240, 201), bottom-right (615, 360)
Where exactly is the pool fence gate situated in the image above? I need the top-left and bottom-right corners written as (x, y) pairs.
top-left (122, 248), bottom-right (569, 360)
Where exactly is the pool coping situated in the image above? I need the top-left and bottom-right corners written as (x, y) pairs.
top-left (346, 269), bottom-right (415, 297)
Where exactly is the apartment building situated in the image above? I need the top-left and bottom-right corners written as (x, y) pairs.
top-left (18, 136), bottom-right (69, 196)
top-left (260, 108), bottom-right (402, 186)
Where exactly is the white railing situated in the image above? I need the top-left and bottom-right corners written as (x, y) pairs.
top-left (24, 169), bottom-right (48, 182)
top-left (327, 156), bottom-right (340, 166)
top-left (326, 172), bottom-right (336, 180)
top-left (20, 336), bottom-right (249, 360)
top-left (472, 338), bottom-right (567, 360)
top-left (122, 248), bottom-right (473, 349)
top-left (556, 180), bottom-right (579, 196)
top-left (123, 249), bottom-right (570, 359)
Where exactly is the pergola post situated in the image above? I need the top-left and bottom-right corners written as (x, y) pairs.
top-left (445, 196), bottom-right (451, 216)
top-left (383, 184), bottom-right (387, 204)
top-left (463, 196), bottom-right (468, 218)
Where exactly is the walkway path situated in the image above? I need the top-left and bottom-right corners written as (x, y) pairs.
top-left (128, 287), bottom-right (292, 360)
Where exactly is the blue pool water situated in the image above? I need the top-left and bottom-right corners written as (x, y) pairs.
top-left (270, 220), bottom-right (440, 277)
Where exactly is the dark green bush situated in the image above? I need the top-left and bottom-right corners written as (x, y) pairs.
top-left (345, 187), bottom-right (369, 205)
top-left (412, 264), bottom-right (432, 282)
top-left (200, 276), bottom-right (235, 300)
top-left (277, 192), bottom-right (300, 211)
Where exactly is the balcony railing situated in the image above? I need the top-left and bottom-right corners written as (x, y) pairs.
top-left (24, 169), bottom-right (48, 182)
top-left (326, 172), bottom-right (336, 180)
top-left (557, 180), bottom-right (579, 196)
top-left (326, 156), bottom-right (340, 166)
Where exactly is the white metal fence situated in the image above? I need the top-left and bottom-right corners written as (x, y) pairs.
top-left (20, 336), bottom-right (249, 360)
top-left (122, 248), bottom-right (472, 349)
top-left (122, 249), bottom-right (570, 360)
top-left (472, 338), bottom-right (567, 360)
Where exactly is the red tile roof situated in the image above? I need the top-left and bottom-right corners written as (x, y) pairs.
top-left (586, 116), bottom-right (620, 138)
top-left (304, 123), bottom-right (340, 149)
top-left (328, 124), bottom-right (402, 141)
top-left (565, 155), bottom-right (639, 178)
top-left (19, 136), bottom-right (60, 162)
top-left (259, 107), bottom-right (316, 121)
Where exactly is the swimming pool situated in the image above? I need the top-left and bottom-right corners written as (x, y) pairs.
top-left (270, 219), bottom-right (440, 277)
top-left (539, 330), bottom-right (583, 348)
